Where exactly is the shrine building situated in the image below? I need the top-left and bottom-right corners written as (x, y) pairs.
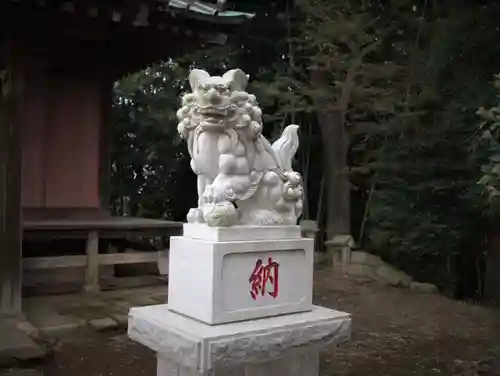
top-left (0, 0), bottom-right (252, 335)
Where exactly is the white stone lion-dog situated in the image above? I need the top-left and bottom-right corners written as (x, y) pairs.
top-left (176, 68), bottom-right (303, 227)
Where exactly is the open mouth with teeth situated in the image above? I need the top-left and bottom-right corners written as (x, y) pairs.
top-left (198, 106), bottom-right (228, 124)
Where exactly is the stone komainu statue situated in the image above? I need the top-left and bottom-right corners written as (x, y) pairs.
top-left (176, 68), bottom-right (303, 227)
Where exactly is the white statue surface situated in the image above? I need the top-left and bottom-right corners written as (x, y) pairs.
top-left (176, 68), bottom-right (303, 227)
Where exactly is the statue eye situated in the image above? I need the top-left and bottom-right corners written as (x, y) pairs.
top-left (217, 85), bottom-right (229, 93)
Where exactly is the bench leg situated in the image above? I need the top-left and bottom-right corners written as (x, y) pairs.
top-left (157, 249), bottom-right (169, 276)
top-left (83, 230), bottom-right (100, 294)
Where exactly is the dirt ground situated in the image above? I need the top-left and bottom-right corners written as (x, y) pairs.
top-left (19, 267), bottom-right (500, 376)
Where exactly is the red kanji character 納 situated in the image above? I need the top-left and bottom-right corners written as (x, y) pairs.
top-left (248, 257), bottom-right (279, 300)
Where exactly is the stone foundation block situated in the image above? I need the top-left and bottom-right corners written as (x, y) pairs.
top-left (157, 347), bottom-right (319, 376)
top-left (168, 225), bottom-right (314, 325)
top-left (128, 304), bottom-right (351, 376)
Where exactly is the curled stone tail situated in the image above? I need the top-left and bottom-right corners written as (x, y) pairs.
top-left (271, 124), bottom-right (300, 172)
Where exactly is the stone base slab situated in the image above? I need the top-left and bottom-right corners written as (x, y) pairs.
top-left (182, 223), bottom-right (302, 242)
top-left (128, 304), bottom-right (351, 375)
top-left (157, 346), bottom-right (319, 376)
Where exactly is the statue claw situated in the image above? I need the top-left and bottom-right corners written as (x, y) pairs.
top-left (187, 208), bottom-right (204, 223)
top-left (202, 200), bottom-right (239, 227)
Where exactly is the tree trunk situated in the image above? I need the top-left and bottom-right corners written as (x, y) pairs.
top-left (310, 70), bottom-right (351, 240)
top-left (484, 230), bottom-right (500, 305)
top-left (318, 110), bottom-right (350, 239)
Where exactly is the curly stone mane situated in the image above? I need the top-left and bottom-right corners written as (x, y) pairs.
top-left (176, 90), bottom-right (263, 141)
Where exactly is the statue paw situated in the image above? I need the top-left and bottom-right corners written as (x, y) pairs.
top-left (202, 201), bottom-right (239, 227)
top-left (187, 208), bottom-right (205, 223)
top-left (202, 185), bottom-right (221, 204)
top-left (203, 184), bottom-right (237, 204)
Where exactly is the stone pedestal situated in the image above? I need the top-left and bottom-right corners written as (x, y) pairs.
top-left (128, 305), bottom-right (350, 376)
top-left (128, 224), bottom-right (351, 375)
top-left (158, 348), bottom-right (318, 376)
top-left (168, 224), bottom-right (313, 325)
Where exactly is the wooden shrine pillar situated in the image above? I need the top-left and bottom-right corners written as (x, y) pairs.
top-left (99, 79), bottom-right (112, 210)
top-left (0, 41), bottom-right (23, 316)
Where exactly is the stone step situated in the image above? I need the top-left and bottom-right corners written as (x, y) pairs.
top-left (0, 319), bottom-right (47, 368)
top-left (345, 251), bottom-right (438, 292)
top-left (0, 369), bottom-right (41, 376)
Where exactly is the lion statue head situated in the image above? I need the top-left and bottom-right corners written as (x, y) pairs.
top-left (176, 69), bottom-right (263, 140)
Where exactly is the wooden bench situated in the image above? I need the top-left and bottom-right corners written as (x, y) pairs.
top-left (23, 217), bottom-right (182, 293)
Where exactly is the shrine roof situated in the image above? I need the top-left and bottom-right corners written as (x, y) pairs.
top-left (2, 0), bottom-right (254, 26)
top-left (166, 0), bottom-right (255, 23)
top-left (0, 1), bottom-right (255, 77)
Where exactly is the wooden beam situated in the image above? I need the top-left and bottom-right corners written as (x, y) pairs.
top-left (158, 250), bottom-right (169, 275)
top-left (83, 230), bottom-right (100, 294)
top-left (23, 255), bottom-right (87, 270)
top-left (99, 251), bottom-right (159, 265)
top-left (23, 251), bottom-right (161, 270)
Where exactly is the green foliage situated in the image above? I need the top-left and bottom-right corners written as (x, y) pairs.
top-left (363, 1), bottom-right (500, 295)
top-left (477, 74), bottom-right (500, 217)
top-left (296, 0), bottom-right (409, 117)
top-left (108, 0), bottom-right (500, 300)
top-left (110, 61), bottom-right (196, 220)
top-left (367, 108), bottom-right (485, 290)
